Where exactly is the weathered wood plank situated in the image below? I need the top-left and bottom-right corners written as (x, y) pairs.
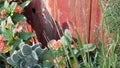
top-left (23, 0), bottom-right (102, 45)
top-left (45, 0), bottom-right (91, 43)
top-left (89, 0), bottom-right (102, 43)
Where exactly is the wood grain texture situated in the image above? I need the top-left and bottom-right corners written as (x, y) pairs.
top-left (45, 0), bottom-right (91, 43)
top-left (89, 0), bottom-right (102, 43)
top-left (23, 0), bottom-right (102, 45)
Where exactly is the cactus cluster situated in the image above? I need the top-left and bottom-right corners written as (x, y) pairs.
top-left (7, 42), bottom-right (47, 68)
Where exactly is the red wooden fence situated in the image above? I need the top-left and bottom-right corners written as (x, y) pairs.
top-left (24, 0), bottom-right (102, 45)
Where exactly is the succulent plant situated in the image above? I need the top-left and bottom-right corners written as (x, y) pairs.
top-left (7, 42), bottom-right (49, 68)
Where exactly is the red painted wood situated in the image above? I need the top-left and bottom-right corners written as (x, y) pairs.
top-left (68, 0), bottom-right (91, 43)
top-left (45, 0), bottom-right (91, 43)
top-left (90, 0), bottom-right (102, 43)
top-left (23, 0), bottom-right (102, 45)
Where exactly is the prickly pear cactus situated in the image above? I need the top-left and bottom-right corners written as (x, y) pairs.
top-left (7, 42), bottom-right (48, 68)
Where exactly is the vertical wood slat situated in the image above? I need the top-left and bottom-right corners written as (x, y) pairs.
top-left (24, 0), bottom-right (102, 45)
top-left (68, 0), bottom-right (91, 43)
top-left (45, 0), bottom-right (91, 43)
top-left (90, 0), bottom-right (102, 43)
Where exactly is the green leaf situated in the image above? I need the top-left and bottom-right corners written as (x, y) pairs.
top-left (2, 29), bottom-right (13, 39)
top-left (4, 0), bottom-right (9, 9)
top-left (82, 44), bottom-right (96, 52)
top-left (32, 51), bottom-right (38, 60)
top-left (60, 36), bottom-right (69, 46)
top-left (34, 64), bottom-right (42, 68)
top-left (18, 32), bottom-right (35, 41)
top-left (10, 39), bottom-right (22, 46)
top-left (19, 42), bottom-right (25, 48)
top-left (42, 51), bottom-right (53, 60)
top-left (7, 57), bottom-right (16, 65)
top-left (20, 1), bottom-right (31, 9)
top-left (73, 49), bottom-right (78, 55)
top-left (10, 2), bottom-right (17, 14)
top-left (7, 16), bottom-right (13, 24)
top-left (11, 53), bottom-right (19, 63)
top-left (43, 61), bottom-right (54, 68)
top-left (12, 14), bottom-right (27, 22)
top-left (19, 60), bottom-right (26, 68)
top-left (17, 50), bottom-right (24, 58)
top-left (64, 29), bottom-right (72, 43)
top-left (35, 47), bottom-right (44, 55)
top-left (3, 0), bottom-right (10, 12)
top-left (32, 43), bottom-right (42, 50)
top-left (1, 20), bottom-right (6, 31)
top-left (21, 44), bottom-right (32, 56)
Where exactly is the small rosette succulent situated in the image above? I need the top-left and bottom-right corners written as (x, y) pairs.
top-left (7, 42), bottom-right (47, 68)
